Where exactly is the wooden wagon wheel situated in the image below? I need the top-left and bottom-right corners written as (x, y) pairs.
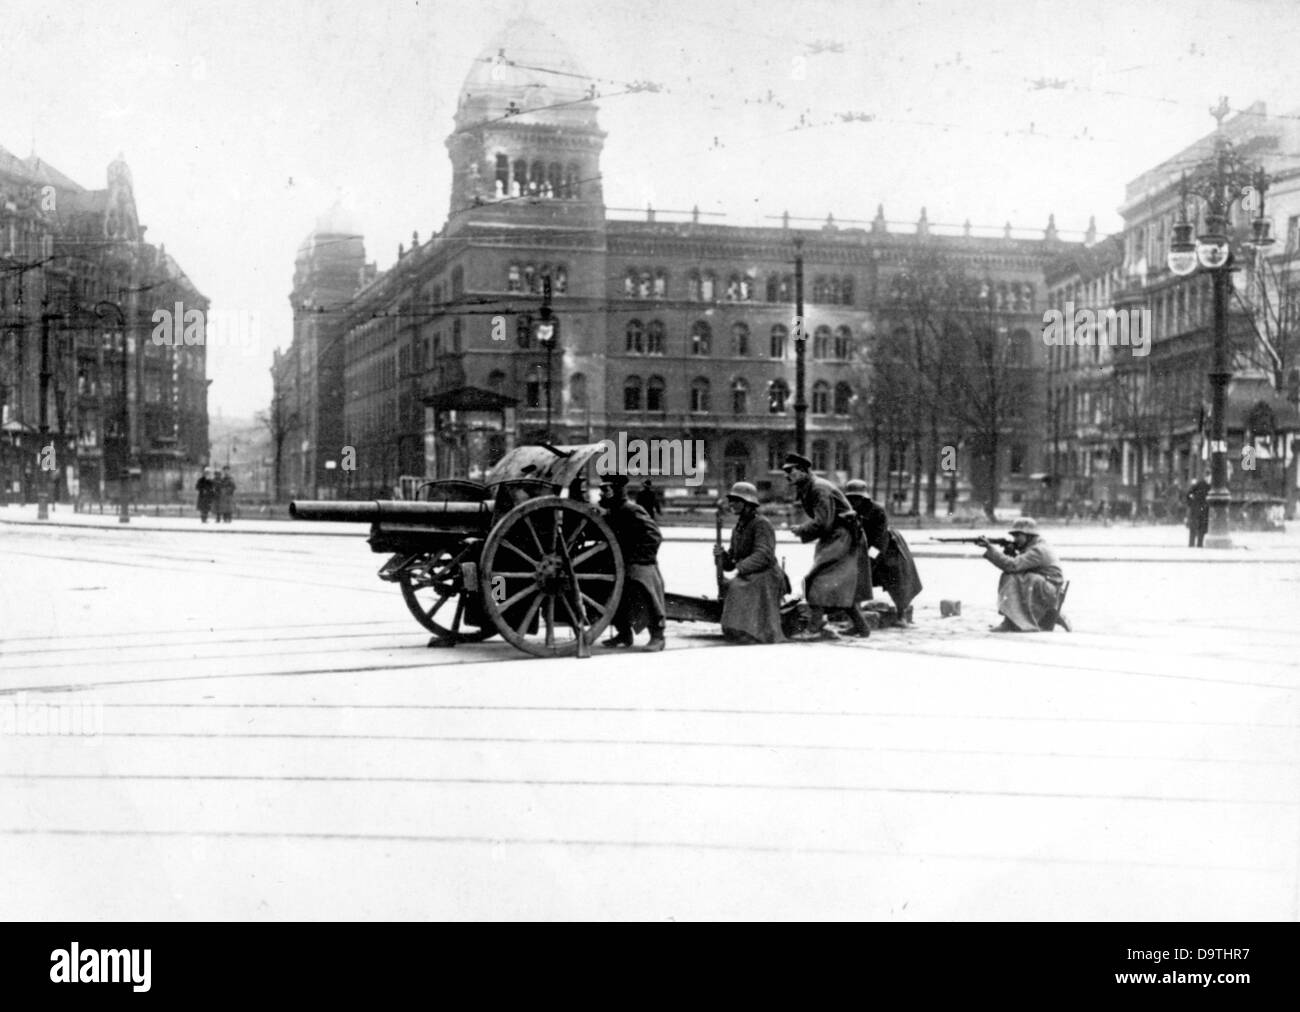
top-left (479, 496), bottom-right (625, 658)
top-left (398, 544), bottom-right (496, 643)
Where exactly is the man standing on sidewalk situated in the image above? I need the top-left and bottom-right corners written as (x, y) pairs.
top-left (1186, 472), bottom-right (1210, 548)
top-left (782, 454), bottom-right (870, 640)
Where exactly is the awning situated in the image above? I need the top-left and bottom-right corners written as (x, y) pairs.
top-left (423, 385), bottom-right (518, 411)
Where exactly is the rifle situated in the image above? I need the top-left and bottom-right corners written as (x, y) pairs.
top-left (714, 501), bottom-right (727, 598)
top-left (934, 536), bottom-right (1015, 550)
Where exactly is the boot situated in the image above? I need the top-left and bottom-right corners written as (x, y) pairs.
top-left (846, 607), bottom-right (872, 638)
top-left (603, 629), bottom-right (633, 648)
top-left (645, 625), bottom-right (666, 652)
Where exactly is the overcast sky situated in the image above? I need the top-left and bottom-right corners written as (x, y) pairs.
top-left (4, 0), bottom-right (1300, 419)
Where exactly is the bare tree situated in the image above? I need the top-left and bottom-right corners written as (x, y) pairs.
top-left (941, 283), bottom-right (1040, 520)
top-left (258, 387), bottom-right (299, 503)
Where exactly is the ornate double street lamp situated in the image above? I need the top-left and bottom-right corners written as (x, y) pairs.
top-left (1167, 98), bottom-right (1273, 548)
top-left (534, 274), bottom-right (559, 443)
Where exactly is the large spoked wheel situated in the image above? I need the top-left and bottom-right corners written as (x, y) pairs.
top-left (479, 497), bottom-right (625, 658)
top-left (399, 545), bottom-right (496, 643)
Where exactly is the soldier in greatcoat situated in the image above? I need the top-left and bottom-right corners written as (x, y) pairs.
top-left (195, 468), bottom-right (216, 523)
top-left (975, 518), bottom-right (1070, 632)
top-left (844, 480), bottom-right (922, 623)
top-left (601, 474), bottom-right (667, 651)
top-left (782, 454), bottom-right (870, 640)
top-left (713, 481), bottom-right (786, 644)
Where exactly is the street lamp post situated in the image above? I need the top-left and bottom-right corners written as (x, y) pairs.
top-left (37, 310), bottom-right (54, 519)
top-left (1166, 98), bottom-right (1273, 548)
top-left (534, 274), bottom-right (559, 443)
top-left (793, 236), bottom-right (807, 457)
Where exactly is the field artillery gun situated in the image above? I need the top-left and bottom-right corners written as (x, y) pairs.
top-left (290, 444), bottom-right (625, 658)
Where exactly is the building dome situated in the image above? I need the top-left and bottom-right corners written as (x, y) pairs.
top-left (455, 17), bottom-right (598, 131)
top-left (313, 199), bottom-right (362, 238)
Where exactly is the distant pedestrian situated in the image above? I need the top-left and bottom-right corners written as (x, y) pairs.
top-left (195, 468), bottom-right (215, 523)
top-left (635, 478), bottom-right (661, 519)
top-left (215, 466), bottom-right (236, 523)
top-left (1186, 472), bottom-right (1210, 547)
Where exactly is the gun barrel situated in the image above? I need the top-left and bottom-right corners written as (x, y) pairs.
top-left (289, 499), bottom-right (491, 523)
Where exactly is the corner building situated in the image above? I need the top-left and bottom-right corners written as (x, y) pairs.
top-left (332, 15), bottom-right (1069, 505)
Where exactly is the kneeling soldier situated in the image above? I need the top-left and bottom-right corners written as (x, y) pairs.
top-left (976, 518), bottom-right (1070, 632)
top-left (714, 482), bottom-right (786, 644)
top-left (601, 474), bottom-right (667, 651)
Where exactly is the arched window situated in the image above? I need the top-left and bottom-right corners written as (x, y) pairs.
top-left (701, 272), bottom-right (716, 301)
top-left (529, 160), bottom-right (544, 195)
top-left (731, 377), bottom-right (749, 415)
top-left (767, 439), bottom-right (788, 471)
top-left (691, 320), bottom-right (712, 355)
top-left (526, 364), bottom-right (545, 409)
top-left (811, 440), bottom-right (829, 472)
top-left (833, 325), bottom-right (852, 361)
top-left (766, 274), bottom-right (779, 302)
top-left (547, 163), bottom-right (562, 198)
top-left (834, 381), bottom-right (853, 415)
top-left (739, 274), bottom-right (752, 301)
top-left (812, 380), bottom-right (830, 414)
top-left (512, 159), bottom-right (526, 197)
top-left (779, 274), bottom-right (792, 300)
top-left (553, 266), bottom-right (567, 294)
top-left (624, 269), bottom-right (637, 297)
top-left (646, 319), bottom-right (665, 355)
top-left (638, 270), bottom-right (652, 299)
top-left (770, 324), bottom-right (787, 359)
top-left (494, 153), bottom-right (509, 197)
top-left (452, 318), bottom-right (463, 352)
top-left (812, 276), bottom-right (827, 302)
top-left (646, 375), bottom-right (666, 412)
top-left (724, 439), bottom-right (751, 484)
top-left (813, 325), bottom-right (831, 360)
top-left (523, 264), bottom-right (536, 294)
top-left (769, 378), bottom-right (789, 413)
top-left (626, 319), bottom-right (644, 354)
top-left (653, 269), bottom-right (667, 297)
top-left (690, 377), bottom-right (711, 413)
top-left (687, 270), bottom-right (702, 301)
top-left (828, 277), bottom-right (842, 305)
top-left (451, 265), bottom-right (464, 297)
top-left (569, 372), bottom-right (587, 410)
top-left (834, 441), bottom-right (851, 472)
top-left (726, 273), bottom-right (742, 301)
top-left (841, 276), bottom-right (854, 305)
top-left (623, 375), bottom-right (642, 412)
top-left (507, 264), bottom-right (521, 292)
top-left (732, 322), bottom-right (750, 356)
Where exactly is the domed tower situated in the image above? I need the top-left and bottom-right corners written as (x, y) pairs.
top-left (446, 16), bottom-right (606, 232)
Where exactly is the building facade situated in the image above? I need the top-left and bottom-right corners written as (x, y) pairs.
top-left (1046, 103), bottom-right (1300, 519)
top-left (1, 148), bottom-right (209, 506)
top-left (295, 15), bottom-right (1070, 507)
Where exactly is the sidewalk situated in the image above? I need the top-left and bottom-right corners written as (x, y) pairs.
top-left (4, 503), bottom-right (1298, 562)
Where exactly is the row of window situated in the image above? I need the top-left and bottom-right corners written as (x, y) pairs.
top-left (488, 369), bottom-right (855, 416)
top-left (492, 155), bottom-right (583, 200)
top-left (621, 376), bottom-right (854, 415)
top-left (626, 319), bottom-right (855, 360)
top-left (505, 264), bottom-right (569, 295)
top-left (617, 269), bottom-right (856, 305)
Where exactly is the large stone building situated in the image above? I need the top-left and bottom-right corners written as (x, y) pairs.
top-left (290, 15), bottom-right (1070, 507)
top-left (1045, 102), bottom-right (1300, 519)
top-left (1, 147), bottom-right (209, 505)
top-left (273, 204), bottom-right (374, 500)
